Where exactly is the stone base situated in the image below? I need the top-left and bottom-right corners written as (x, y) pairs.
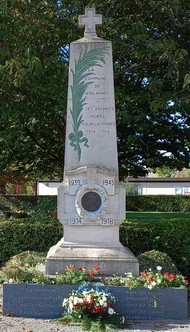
top-left (45, 237), bottom-right (139, 276)
top-left (3, 283), bottom-right (188, 320)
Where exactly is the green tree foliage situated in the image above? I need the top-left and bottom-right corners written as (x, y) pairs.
top-left (155, 167), bottom-right (190, 177)
top-left (0, 0), bottom-right (190, 180)
top-left (155, 166), bottom-right (178, 177)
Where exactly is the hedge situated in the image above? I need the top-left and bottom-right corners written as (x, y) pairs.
top-left (0, 195), bottom-right (57, 220)
top-left (120, 218), bottom-right (190, 276)
top-left (0, 220), bottom-right (62, 264)
top-left (1, 195), bottom-right (190, 214)
top-left (126, 195), bottom-right (190, 211)
top-left (1, 217), bottom-right (190, 277)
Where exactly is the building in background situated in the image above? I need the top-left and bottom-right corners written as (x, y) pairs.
top-left (36, 179), bottom-right (61, 195)
top-left (128, 177), bottom-right (190, 195)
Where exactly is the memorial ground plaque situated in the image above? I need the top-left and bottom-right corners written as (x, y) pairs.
top-left (3, 284), bottom-right (187, 320)
top-left (46, 7), bottom-right (139, 276)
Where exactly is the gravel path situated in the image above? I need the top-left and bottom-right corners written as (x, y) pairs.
top-left (1, 285), bottom-right (190, 332)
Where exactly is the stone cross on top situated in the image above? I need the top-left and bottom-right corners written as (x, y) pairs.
top-left (78, 7), bottom-right (102, 38)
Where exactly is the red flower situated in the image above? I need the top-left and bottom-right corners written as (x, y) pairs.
top-left (88, 304), bottom-right (93, 310)
top-left (89, 271), bottom-right (95, 277)
top-left (51, 211), bottom-right (57, 217)
top-left (18, 263), bottom-right (23, 268)
top-left (94, 305), bottom-right (101, 313)
top-left (66, 265), bottom-right (76, 271)
top-left (79, 266), bottom-right (86, 271)
top-left (168, 274), bottom-right (175, 280)
top-left (90, 296), bottom-right (94, 303)
top-left (93, 265), bottom-right (100, 271)
top-left (140, 273), bottom-right (147, 278)
top-left (149, 277), bottom-right (155, 282)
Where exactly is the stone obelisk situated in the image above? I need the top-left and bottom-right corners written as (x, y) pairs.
top-left (46, 7), bottom-right (139, 276)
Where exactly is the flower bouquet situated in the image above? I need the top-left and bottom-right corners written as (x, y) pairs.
top-left (55, 264), bottom-right (100, 284)
top-left (60, 282), bottom-right (126, 331)
top-left (103, 266), bottom-right (188, 308)
top-left (103, 266), bottom-right (188, 289)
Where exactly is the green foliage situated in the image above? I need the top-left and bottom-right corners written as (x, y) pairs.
top-left (30, 196), bottom-right (57, 222)
top-left (155, 167), bottom-right (178, 177)
top-left (126, 195), bottom-right (190, 212)
top-left (0, 195), bottom-right (57, 221)
top-left (120, 218), bottom-right (190, 276)
top-left (1, 258), bottom-right (100, 285)
top-left (0, 1), bottom-right (190, 179)
top-left (1, 250), bottom-right (46, 283)
top-left (0, 219), bottom-right (62, 264)
top-left (0, 195), bottom-right (36, 219)
top-left (137, 250), bottom-right (177, 273)
top-left (3, 264), bottom-right (37, 283)
top-left (127, 212), bottom-right (190, 220)
top-left (5, 251), bottom-right (46, 267)
top-left (55, 265), bottom-right (100, 285)
top-left (0, 0), bottom-right (68, 179)
top-left (104, 268), bottom-right (187, 289)
top-left (61, 283), bottom-right (126, 331)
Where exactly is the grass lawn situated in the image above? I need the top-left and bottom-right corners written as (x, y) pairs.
top-left (126, 211), bottom-right (190, 220)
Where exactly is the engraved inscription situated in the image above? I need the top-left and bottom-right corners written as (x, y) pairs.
top-left (101, 217), bottom-right (114, 225)
top-left (102, 179), bottom-right (114, 186)
top-left (69, 217), bottom-right (82, 225)
top-left (69, 179), bottom-right (81, 186)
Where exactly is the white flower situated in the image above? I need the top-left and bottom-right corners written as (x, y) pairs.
top-left (62, 298), bottom-right (67, 307)
top-left (69, 302), bottom-right (74, 311)
top-left (156, 265), bottom-right (162, 271)
top-left (108, 307), bottom-right (115, 315)
top-left (156, 278), bottom-right (161, 284)
top-left (125, 272), bottom-right (133, 278)
top-left (8, 278), bottom-right (13, 284)
top-left (86, 295), bottom-right (91, 302)
top-left (73, 296), bottom-right (79, 305)
top-left (151, 281), bottom-right (156, 287)
top-left (147, 284), bottom-right (153, 290)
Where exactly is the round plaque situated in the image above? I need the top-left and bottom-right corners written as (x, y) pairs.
top-left (75, 184), bottom-right (108, 222)
top-left (81, 191), bottom-right (102, 212)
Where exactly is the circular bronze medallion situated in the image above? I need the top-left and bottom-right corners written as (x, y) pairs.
top-left (81, 191), bottom-right (102, 212)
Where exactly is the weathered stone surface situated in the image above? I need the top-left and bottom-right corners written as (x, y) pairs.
top-left (46, 7), bottom-right (139, 276)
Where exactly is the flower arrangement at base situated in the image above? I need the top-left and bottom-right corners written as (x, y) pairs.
top-left (60, 282), bottom-right (126, 331)
top-left (2, 262), bottom-right (100, 285)
top-left (103, 266), bottom-right (188, 289)
top-left (55, 264), bottom-right (100, 284)
top-left (103, 266), bottom-right (188, 308)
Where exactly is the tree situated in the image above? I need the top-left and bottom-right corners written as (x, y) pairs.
top-left (154, 166), bottom-right (178, 178)
top-left (0, 0), bottom-right (190, 180)
top-left (155, 167), bottom-right (190, 177)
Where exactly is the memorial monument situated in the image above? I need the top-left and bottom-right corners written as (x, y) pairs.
top-left (46, 7), bottom-right (139, 276)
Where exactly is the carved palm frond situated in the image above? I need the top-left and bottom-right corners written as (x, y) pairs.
top-left (68, 47), bottom-right (108, 161)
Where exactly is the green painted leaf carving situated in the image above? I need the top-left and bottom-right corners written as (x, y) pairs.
top-left (68, 47), bottom-right (108, 161)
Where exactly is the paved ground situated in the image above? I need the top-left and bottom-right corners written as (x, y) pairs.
top-left (0, 284), bottom-right (190, 332)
